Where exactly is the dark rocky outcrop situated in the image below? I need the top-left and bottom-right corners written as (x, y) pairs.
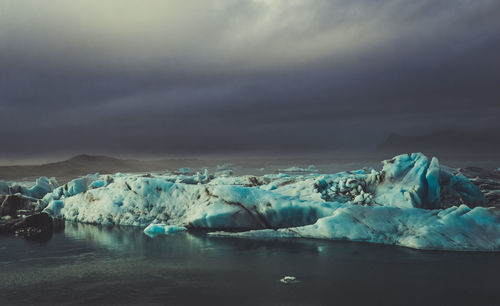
top-left (0, 193), bottom-right (63, 240)
top-left (0, 212), bottom-right (63, 240)
top-left (0, 194), bottom-right (35, 217)
top-left (13, 213), bottom-right (58, 240)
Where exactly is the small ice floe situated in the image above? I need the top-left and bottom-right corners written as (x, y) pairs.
top-left (143, 224), bottom-right (187, 237)
top-left (216, 164), bottom-right (233, 171)
top-left (280, 276), bottom-right (299, 284)
top-left (177, 168), bottom-right (192, 174)
top-left (278, 165), bottom-right (317, 173)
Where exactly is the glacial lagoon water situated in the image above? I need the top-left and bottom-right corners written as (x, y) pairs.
top-left (1, 223), bottom-right (500, 305)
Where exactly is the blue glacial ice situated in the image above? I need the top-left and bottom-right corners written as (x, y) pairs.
top-left (35, 153), bottom-right (500, 251)
top-left (143, 224), bottom-right (187, 237)
top-left (208, 204), bottom-right (500, 251)
top-left (0, 176), bottom-right (58, 200)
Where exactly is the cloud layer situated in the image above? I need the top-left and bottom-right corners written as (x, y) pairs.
top-left (1, 0), bottom-right (499, 159)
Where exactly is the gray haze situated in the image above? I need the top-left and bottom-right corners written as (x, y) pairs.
top-left (1, 0), bottom-right (499, 161)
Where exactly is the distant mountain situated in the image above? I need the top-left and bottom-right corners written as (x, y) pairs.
top-left (0, 154), bottom-right (222, 182)
top-left (377, 131), bottom-right (500, 157)
top-left (0, 155), bottom-right (144, 182)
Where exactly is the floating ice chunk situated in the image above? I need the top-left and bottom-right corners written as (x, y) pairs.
top-left (216, 164), bottom-right (233, 171)
top-left (280, 276), bottom-right (299, 284)
top-left (279, 165), bottom-right (317, 173)
top-left (171, 169), bottom-right (213, 184)
top-left (177, 168), bottom-right (192, 174)
top-left (143, 224), bottom-right (187, 237)
top-left (215, 169), bottom-right (233, 177)
top-left (278, 166), bottom-right (303, 172)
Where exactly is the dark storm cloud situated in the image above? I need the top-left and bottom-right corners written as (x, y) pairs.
top-left (0, 0), bottom-right (499, 160)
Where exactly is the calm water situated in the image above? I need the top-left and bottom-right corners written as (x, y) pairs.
top-left (1, 223), bottom-right (500, 306)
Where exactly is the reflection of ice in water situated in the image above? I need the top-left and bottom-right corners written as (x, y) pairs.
top-left (63, 222), bottom-right (208, 254)
top-left (62, 221), bottom-right (329, 259)
top-left (3, 223), bottom-right (500, 305)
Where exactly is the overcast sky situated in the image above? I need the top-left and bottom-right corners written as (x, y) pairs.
top-left (1, 0), bottom-right (499, 161)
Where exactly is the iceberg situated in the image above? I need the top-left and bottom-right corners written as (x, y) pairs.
top-left (33, 153), bottom-right (499, 251)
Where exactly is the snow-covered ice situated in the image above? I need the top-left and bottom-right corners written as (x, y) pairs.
top-left (27, 153), bottom-right (500, 250)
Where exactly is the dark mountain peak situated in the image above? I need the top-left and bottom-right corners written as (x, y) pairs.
top-left (0, 155), bottom-right (144, 182)
top-left (67, 154), bottom-right (123, 163)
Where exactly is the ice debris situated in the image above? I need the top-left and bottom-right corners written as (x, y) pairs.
top-left (279, 165), bottom-right (317, 173)
top-left (144, 224), bottom-right (187, 237)
top-left (280, 276), bottom-right (299, 284)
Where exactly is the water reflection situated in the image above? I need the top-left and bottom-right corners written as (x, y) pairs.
top-left (60, 221), bottom-right (487, 262)
top-left (2, 222), bottom-right (500, 305)
top-left (63, 221), bottom-right (328, 257)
